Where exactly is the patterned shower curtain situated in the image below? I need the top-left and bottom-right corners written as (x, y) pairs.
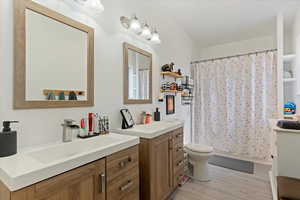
top-left (191, 51), bottom-right (278, 161)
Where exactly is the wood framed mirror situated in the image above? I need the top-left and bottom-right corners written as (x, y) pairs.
top-left (123, 43), bottom-right (152, 104)
top-left (14, 0), bottom-right (94, 109)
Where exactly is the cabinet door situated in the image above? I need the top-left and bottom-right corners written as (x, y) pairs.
top-left (153, 134), bottom-right (173, 200)
top-left (11, 159), bottom-right (106, 200)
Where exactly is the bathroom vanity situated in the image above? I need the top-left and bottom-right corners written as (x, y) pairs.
top-left (114, 120), bottom-right (185, 200)
top-left (269, 119), bottom-right (300, 200)
top-left (0, 134), bottom-right (139, 200)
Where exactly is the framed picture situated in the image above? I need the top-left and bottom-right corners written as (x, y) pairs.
top-left (166, 95), bottom-right (175, 115)
top-left (120, 109), bottom-right (135, 129)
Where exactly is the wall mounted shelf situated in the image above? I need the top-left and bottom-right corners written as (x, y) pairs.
top-left (43, 89), bottom-right (85, 96)
top-left (283, 78), bottom-right (296, 83)
top-left (283, 54), bottom-right (296, 62)
top-left (160, 72), bottom-right (183, 79)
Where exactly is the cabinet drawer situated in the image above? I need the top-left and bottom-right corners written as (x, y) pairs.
top-left (173, 153), bottom-right (185, 175)
top-left (173, 142), bottom-right (184, 160)
top-left (107, 166), bottom-right (139, 200)
top-left (173, 128), bottom-right (183, 144)
top-left (107, 145), bottom-right (139, 182)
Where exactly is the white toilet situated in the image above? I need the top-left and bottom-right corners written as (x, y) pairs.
top-left (185, 144), bottom-right (214, 182)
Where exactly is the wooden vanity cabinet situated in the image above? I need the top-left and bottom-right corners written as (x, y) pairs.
top-left (139, 127), bottom-right (184, 200)
top-left (1, 145), bottom-right (139, 200)
top-left (11, 159), bottom-right (106, 200)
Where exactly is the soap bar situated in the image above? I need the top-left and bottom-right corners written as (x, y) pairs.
top-left (277, 120), bottom-right (300, 130)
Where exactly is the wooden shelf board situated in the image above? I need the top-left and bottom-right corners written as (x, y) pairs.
top-left (283, 78), bottom-right (296, 83)
top-left (160, 89), bottom-right (183, 94)
top-left (160, 72), bottom-right (183, 78)
top-left (283, 54), bottom-right (296, 62)
top-left (43, 89), bottom-right (85, 96)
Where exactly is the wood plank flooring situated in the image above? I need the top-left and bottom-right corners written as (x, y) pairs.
top-left (172, 165), bottom-right (272, 200)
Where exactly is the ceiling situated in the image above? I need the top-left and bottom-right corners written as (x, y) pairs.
top-left (131, 0), bottom-right (300, 48)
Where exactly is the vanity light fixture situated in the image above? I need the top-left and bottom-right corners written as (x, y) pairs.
top-left (74, 0), bottom-right (104, 13)
top-left (141, 23), bottom-right (152, 40)
top-left (151, 29), bottom-right (161, 44)
top-left (129, 15), bottom-right (142, 34)
top-left (120, 15), bottom-right (161, 44)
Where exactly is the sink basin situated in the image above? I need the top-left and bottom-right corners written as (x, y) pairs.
top-left (28, 135), bottom-right (122, 164)
top-left (0, 133), bottom-right (139, 192)
top-left (130, 121), bottom-right (180, 133)
top-left (113, 120), bottom-right (184, 139)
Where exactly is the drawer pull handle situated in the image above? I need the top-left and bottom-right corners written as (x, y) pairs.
top-left (119, 157), bottom-right (132, 168)
top-left (177, 160), bottom-right (184, 167)
top-left (120, 180), bottom-right (133, 191)
top-left (99, 173), bottom-right (106, 193)
top-left (176, 133), bottom-right (182, 138)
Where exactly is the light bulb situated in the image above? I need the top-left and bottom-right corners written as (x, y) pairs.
top-left (74, 0), bottom-right (104, 13)
top-left (130, 15), bottom-right (142, 34)
top-left (86, 0), bottom-right (104, 13)
top-left (141, 23), bottom-right (152, 40)
top-left (151, 30), bottom-right (161, 44)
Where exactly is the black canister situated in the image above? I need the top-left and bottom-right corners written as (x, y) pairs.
top-left (0, 121), bottom-right (18, 157)
top-left (154, 108), bottom-right (161, 121)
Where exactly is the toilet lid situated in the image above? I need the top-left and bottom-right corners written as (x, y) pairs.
top-left (185, 144), bottom-right (213, 153)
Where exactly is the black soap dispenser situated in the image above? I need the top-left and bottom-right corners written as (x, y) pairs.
top-left (154, 108), bottom-right (161, 121)
top-left (0, 121), bottom-right (18, 157)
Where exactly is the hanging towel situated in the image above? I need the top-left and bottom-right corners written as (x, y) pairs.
top-left (277, 120), bottom-right (300, 130)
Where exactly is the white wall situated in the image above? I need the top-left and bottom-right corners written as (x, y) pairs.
top-left (293, 9), bottom-right (300, 108)
top-left (197, 36), bottom-right (276, 60)
top-left (0, 0), bottom-right (196, 149)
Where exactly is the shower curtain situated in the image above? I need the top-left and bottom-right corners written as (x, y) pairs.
top-left (191, 51), bottom-right (278, 161)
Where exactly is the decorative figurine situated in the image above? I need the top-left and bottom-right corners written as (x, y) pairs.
top-left (284, 102), bottom-right (296, 115)
top-left (177, 69), bottom-right (182, 75)
top-left (161, 62), bottom-right (175, 72)
top-left (170, 82), bottom-right (177, 90)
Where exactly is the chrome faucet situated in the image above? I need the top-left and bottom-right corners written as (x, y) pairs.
top-left (62, 119), bottom-right (75, 142)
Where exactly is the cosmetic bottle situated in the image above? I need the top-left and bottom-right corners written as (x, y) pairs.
top-left (154, 108), bottom-right (161, 121)
top-left (0, 121), bottom-right (19, 157)
top-left (79, 118), bottom-right (88, 137)
top-left (145, 112), bottom-right (152, 124)
top-left (88, 113), bottom-right (94, 135)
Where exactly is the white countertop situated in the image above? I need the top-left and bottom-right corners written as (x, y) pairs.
top-left (113, 120), bottom-right (184, 139)
top-left (0, 133), bottom-right (139, 191)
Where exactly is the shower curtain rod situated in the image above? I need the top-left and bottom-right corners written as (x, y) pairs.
top-left (190, 49), bottom-right (277, 64)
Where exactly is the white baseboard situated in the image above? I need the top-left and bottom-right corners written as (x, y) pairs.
top-left (269, 171), bottom-right (277, 200)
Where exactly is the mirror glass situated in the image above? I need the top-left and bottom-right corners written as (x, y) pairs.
top-left (128, 49), bottom-right (151, 100)
top-left (25, 9), bottom-right (88, 101)
top-left (124, 43), bottom-right (152, 104)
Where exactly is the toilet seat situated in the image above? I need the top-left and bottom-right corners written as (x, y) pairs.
top-left (185, 144), bottom-right (213, 153)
